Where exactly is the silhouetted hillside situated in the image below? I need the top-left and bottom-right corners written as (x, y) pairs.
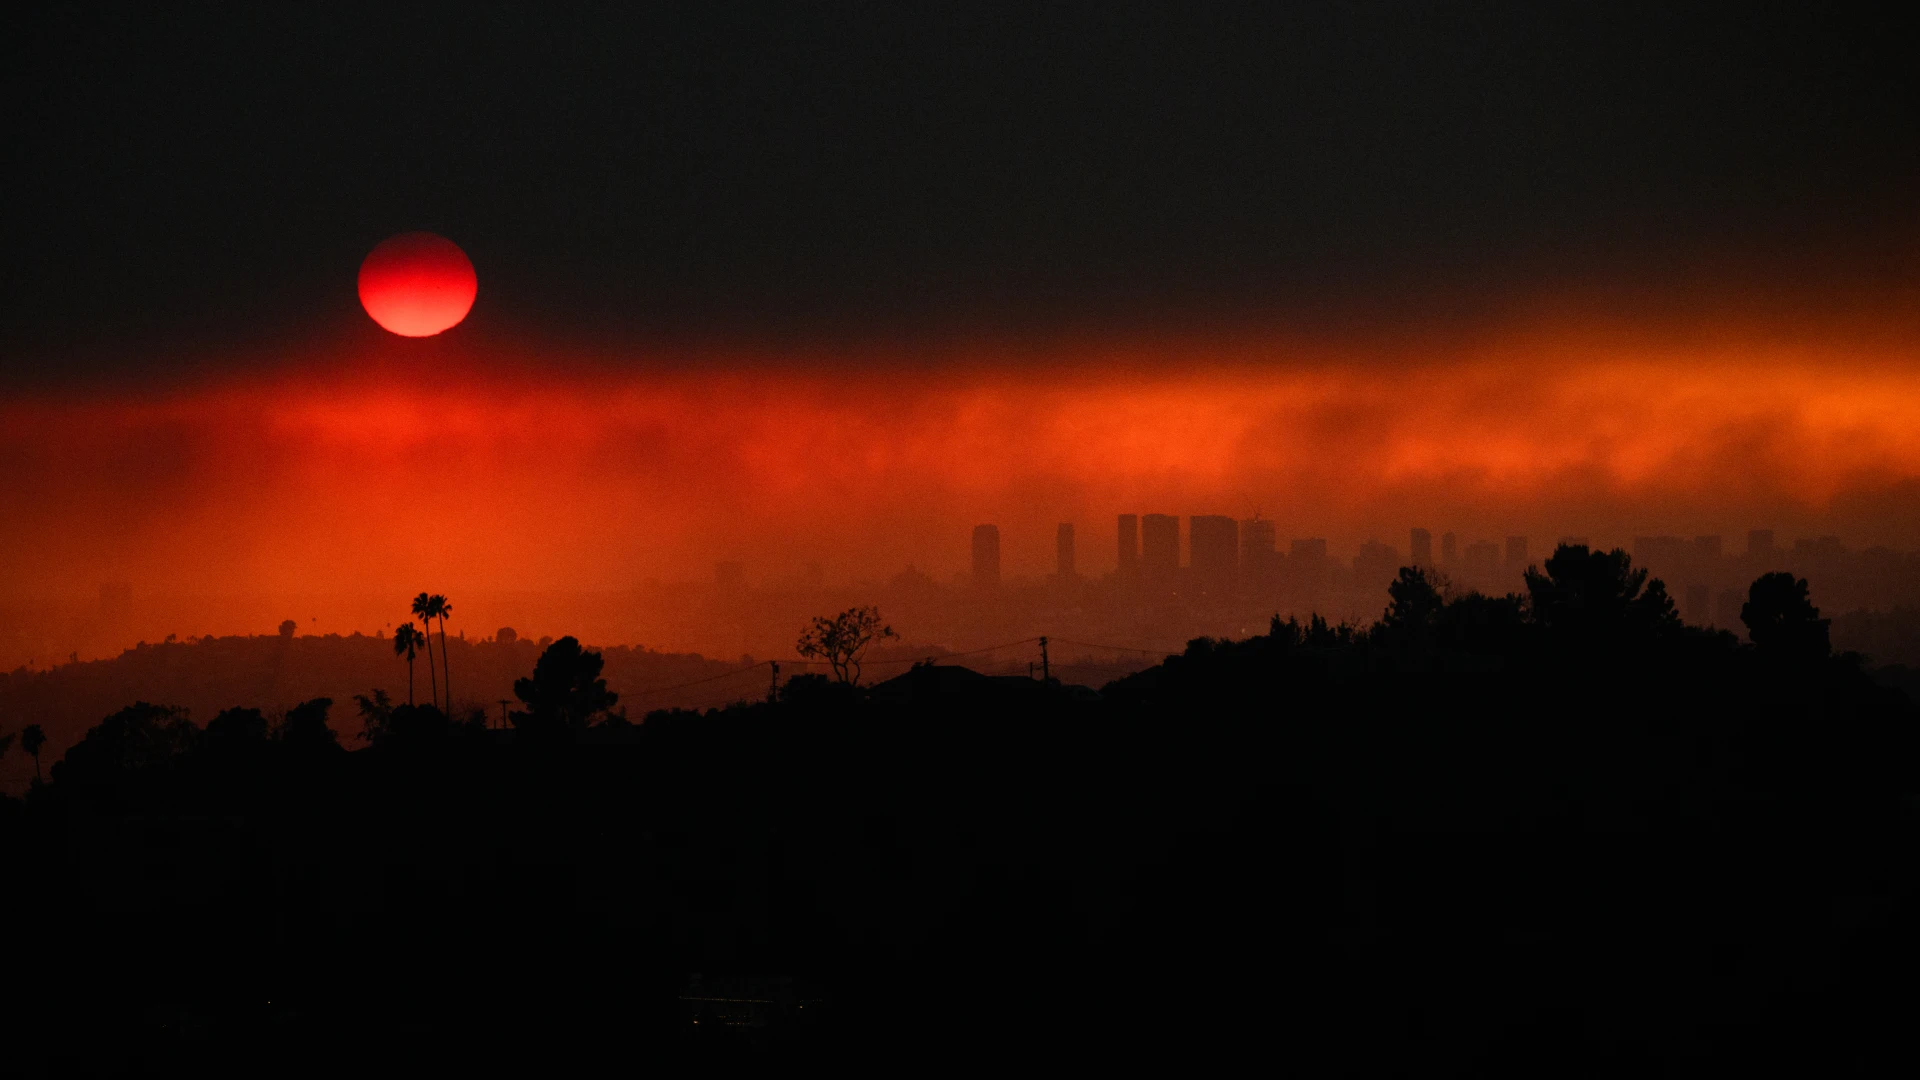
top-left (5, 549), bottom-right (1919, 1071)
top-left (0, 632), bottom-right (739, 788)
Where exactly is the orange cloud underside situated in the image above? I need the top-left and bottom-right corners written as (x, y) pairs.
top-left (6, 334), bottom-right (1920, 639)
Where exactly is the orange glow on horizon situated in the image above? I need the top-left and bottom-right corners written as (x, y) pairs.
top-left (6, 327), bottom-right (1920, 660)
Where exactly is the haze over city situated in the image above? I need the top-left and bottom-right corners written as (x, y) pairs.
top-left (4, 8), bottom-right (1918, 659)
top-left (6, 5), bottom-right (1920, 1072)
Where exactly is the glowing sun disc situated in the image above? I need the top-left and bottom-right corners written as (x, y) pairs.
top-left (358, 232), bottom-right (477, 337)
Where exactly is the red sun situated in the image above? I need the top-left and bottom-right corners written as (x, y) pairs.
top-left (357, 232), bottom-right (477, 337)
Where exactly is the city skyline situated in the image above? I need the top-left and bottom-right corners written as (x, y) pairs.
top-left (8, 9), bottom-right (1919, 1067)
top-left (930, 516), bottom-right (1886, 588)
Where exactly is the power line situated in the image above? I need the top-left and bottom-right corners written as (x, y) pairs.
top-left (626, 661), bottom-right (772, 700)
top-left (808, 637), bottom-right (1045, 673)
top-left (1049, 637), bottom-right (1176, 657)
top-left (873, 637), bottom-right (1043, 663)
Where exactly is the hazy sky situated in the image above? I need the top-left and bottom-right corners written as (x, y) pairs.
top-left (5, 6), bottom-right (1919, 651)
top-left (5, 5), bottom-right (1915, 372)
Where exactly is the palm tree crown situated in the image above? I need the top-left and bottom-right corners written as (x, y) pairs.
top-left (21, 723), bottom-right (46, 782)
top-left (427, 594), bottom-right (453, 716)
top-left (411, 592), bottom-right (439, 711)
top-left (393, 623), bottom-right (424, 706)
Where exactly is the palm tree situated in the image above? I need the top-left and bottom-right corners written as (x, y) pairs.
top-left (21, 723), bottom-right (46, 782)
top-left (427, 594), bottom-right (453, 714)
top-left (393, 623), bottom-right (424, 706)
top-left (411, 592), bottom-right (439, 711)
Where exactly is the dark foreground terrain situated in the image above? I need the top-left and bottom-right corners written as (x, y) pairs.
top-left (4, 548), bottom-right (1918, 1074)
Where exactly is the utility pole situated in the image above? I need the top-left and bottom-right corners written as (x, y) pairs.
top-left (496, 699), bottom-right (511, 730)
top-left (768, 661), bottom-right (780, 705)
top-left (1039, 636), bottom-right (1049, 683)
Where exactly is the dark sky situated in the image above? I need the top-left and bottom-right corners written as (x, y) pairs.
top-left (5, 4), bottom-right (1915, 373)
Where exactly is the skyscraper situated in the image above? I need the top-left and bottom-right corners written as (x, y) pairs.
top-left (1117, 514), bottom-right (1139, 579)
top-left (1056, 523), bottom-right (1076, 578)
top-left (1633, 536), bottom-right (1688, 573)
top-left (1410, 527), bottom-right (1432, 566)
top-left (1463, 540), bottom-right (1500, 584)
top-left (1189, 515), bottom-right (1239, 596)
top-left (1141, 514), bottom-right (1179, 585)
top-left (1242, 518), bottom-right (1278, 597)
top-left (1243, 518), bottom-right (1277, 562)
top-left (1290, 538), bottom-right (1329, 561)
top-left (971, 524), bottom-right (1001, 587)
top-left (1353, 539), bottom-right (1400, 586)
top-left (1289, 538), bottom-right (1330, 600)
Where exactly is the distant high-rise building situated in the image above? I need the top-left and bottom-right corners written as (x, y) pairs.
top-left (1056, 523), bottom-right (1076, 578)
top-left (971, 524), bottom-right (1001, 587)
top-left (1633, 535), bottom-right (1688, 572)
top-left (1290, 538), bottom-right (1328, 561)
top-left (1117, 514), bottom-right (1140, 578)
top-left (1463, 540), bottom-right (1500, 583)
top-left (1410, 528), bottom-right (1432, 566)
top-left (1353, 539), bottom-right (1400, 585)
top-left (1243, 518), bottom-right (1277, 562)
top-left (1141, 514), bottom-right (1180, 585)
top-left (1440, 531), bottom-right (1458, 565)
top-left (1242, 518), bottom-right (1278, 596)
top-left (1190, 515), bottom-right (1239, 595)
top-left (1290, 538), bottom-right (1331, 598)
top-left (1504, 536), bottom-right (1527, 568)
top-left (1748, 529), bottom-right (1775, 558)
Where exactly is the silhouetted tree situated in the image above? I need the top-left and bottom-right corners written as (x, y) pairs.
top-left (428, 594), bottom-right (453, 713)
top-left (779, 672), bottom-right (859, 709)
top-left (412, 592), bottom-right (440, 711)
top-left (204, 706), bottom-right (268, 748)
top-left (56, 703), bottom-right (193, 783)
top-left (1381, 566), bottom-right (1447, 643)
top-left (797, 606), bottom-right (897, 685)
top-left (1742, 571), bottom-right (1831, 660)
top-left (353, 690), bottom-right (395, 744)
top-left (277, 697), bottom-right (340, 753)
top-left (1524, 544), bottom-right (1679, 644)
top-left (1434, 590), bottom-right (1528, 655)
top-left (0, 730), bottom-right (13, 759)
top-left (365, 701), bottom-right (449, 746)
top-left (278, 619), bottom-right (298, 639)
top-left (393, 623), bottom-right (425, 706)
top-left (512, 636), bottom-right (619, 740)
top-left (20, 723), bottom-right (44, 781)
top-left (1306, 613), bottom-right (1358, 648)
